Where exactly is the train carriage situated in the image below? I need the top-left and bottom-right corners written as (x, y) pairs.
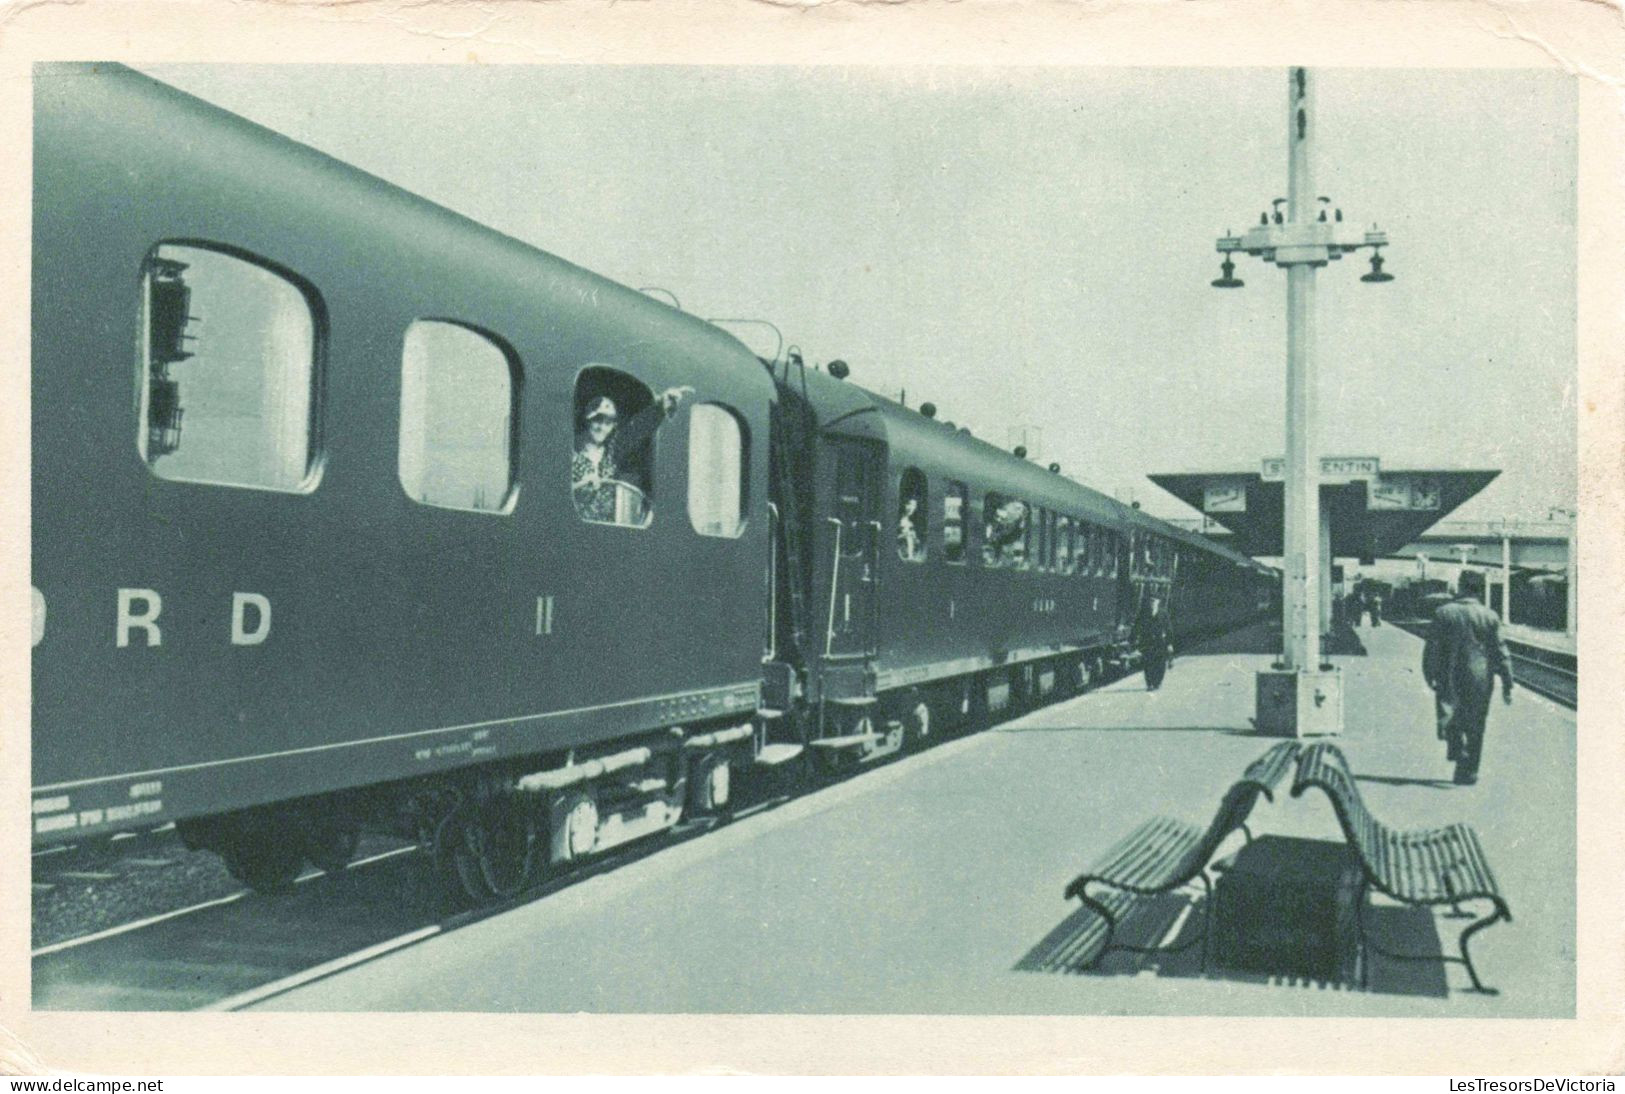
top-left (33, 63), bottom-right (1276, 904)
top-left (762, 367), bottom-right (1270, 768)
top-left (33, 64), bottom-right (774, 893)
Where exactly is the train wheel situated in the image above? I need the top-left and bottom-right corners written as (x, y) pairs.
top-left (1053, 660), bottom-right (1075, 701)
top-left (968, 674), bottom-right (991, 732)
top-left (469, 799), bottom-right (537, 900)
top-left (303, 825), bottom-right (359, 875)
top-left (222, 838), bottom-right (304, 894)
top-left (687, 755), bottom-right (733, 818)
top-left (433, 804), bottom-right (494, 908)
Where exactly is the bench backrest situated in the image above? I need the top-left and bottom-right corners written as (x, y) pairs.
top-left (1175, 740), bottom-right (1300, 880)
top-left (1291, 741), bottom-right (1383, 862)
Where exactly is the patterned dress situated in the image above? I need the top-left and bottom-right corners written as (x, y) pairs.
top-left (571, 401), bottom-right (667, 523)
top-left (571, 445), bottom-right (618, 523)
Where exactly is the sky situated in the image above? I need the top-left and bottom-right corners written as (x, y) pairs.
top-left (141, 65), bottom-right (1577, 523)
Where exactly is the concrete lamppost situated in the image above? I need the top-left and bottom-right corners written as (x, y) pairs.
top-left (1498, 518), bottom-right (1513, 624)
top-left (1209, 68), bottom-right (1393, 738)
top-left (1548, 506), bottom-right (1577, 636)
top-left (1450, 544), bottom-right (1475, 597)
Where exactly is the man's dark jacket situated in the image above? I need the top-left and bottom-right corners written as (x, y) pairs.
top-left (1422, 596), bottom-right (1513, 733)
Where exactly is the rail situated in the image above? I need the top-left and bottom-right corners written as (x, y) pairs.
top-left (1392, 620), bottom-right (1575, 709)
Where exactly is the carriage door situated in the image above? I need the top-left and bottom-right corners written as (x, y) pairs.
top-left (822, 438), bottom-right (882, 660)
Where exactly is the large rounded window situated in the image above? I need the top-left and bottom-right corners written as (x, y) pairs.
top-left (138, 243), bottom-right (321, 492)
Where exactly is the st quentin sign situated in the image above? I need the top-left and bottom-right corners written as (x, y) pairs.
top-left (1259, 456), bottom-right (1380, 483)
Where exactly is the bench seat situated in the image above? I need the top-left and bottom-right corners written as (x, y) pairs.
top-left (1292, 741), bottom-right (1511, 994)
top-left (1061, 741), bottom-right (1299, 970)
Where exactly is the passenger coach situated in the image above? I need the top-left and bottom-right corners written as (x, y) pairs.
top-left (32, 64), bottom-right (1273, 904)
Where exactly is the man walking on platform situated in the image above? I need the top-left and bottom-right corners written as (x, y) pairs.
top-left (1136, 596), bottom-right (1173, 692)
top-left (1423, 572), bottom-right (1514, 785)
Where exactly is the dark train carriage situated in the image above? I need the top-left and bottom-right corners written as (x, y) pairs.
top-left (1151, 519), bottom-right (1267, 641)
top-left (31, 65), bottom-right (774, 884)
top-left (766, 369), bottom-right (1144, 757)
top-left (873, 399), bottom-right (1132, 696)
top-left (1117, 505), bottom-right (1270, 644)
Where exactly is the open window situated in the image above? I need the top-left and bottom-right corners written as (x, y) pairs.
top-left (398, 320), bottom-right (520, 513)
top-left (688, 403), bottom-right (746, 538)
top-left (943, 480), bottom-right (968, 564)
top-left (1057, 516), bottom-right (1073, 574)
top-left (137, 243), bottom-right (321, 492)
top-left (573, 367), bottom-right (657, 528)
top-left (897, 468), bottom-right (927, 562)
top-left (984, 492), bottom-right (1027, 569)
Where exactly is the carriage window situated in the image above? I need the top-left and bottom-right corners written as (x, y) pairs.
top-left (398, 321), bottom-right (518, 513)
top-left (138, 244), bottom-right (320, 491)
top-left (573, 367), bottom-right (657, 528)
top-left (688, 403), bottom-right (746, 538)
top-left (1057, 516), bottom-right (1073, 574)
top-left (897, 468), bottom-right (927, 562)
top-left (943, 480), bottom-right (968, 564)
top-left (984, 492), bottom-right (1027, 569)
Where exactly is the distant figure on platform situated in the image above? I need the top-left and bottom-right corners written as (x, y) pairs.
top-left (1367, 588), bottom-right (1383, 627)
top-left (1135, 596), bottom-right (1173, 692)
top-left (1347, 583), bottom-right (1362, 627)
top-left (1423, 572), bottom-right (1514, 786)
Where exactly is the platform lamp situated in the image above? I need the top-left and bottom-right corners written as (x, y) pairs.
top-left (1547, 506), bottom-right (1577, 637)
top-left (1450, 544), bottom-right (1476, 598)
top-left (1207, 67), bottom-right (1395, 738)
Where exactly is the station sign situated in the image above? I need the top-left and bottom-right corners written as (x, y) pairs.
top-left (1367, 475), bottom-right (1442, 511)
top-left (1203, 480), bottom-right (1248, 513)
top-left (1259, 456), bottom-right (1379, 484)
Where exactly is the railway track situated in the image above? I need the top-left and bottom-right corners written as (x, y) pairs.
top-left (1504, 641), bottom-right (1577, 708)
top-left (29, 647), bottom-right (1181, 1011)
top-left (32, 753), bottom-right (957, 1011)
top-left (1392, 620), bottom-right (1575, 708)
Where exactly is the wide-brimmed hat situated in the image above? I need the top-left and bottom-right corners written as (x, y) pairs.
top-left (583, 396), bottom-right (619, 423)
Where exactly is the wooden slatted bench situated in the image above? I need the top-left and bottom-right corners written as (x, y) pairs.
top-left (1061, 740), bottom-right (1300, 971)
top-left (1291, 741), bottom-right (1512, 994)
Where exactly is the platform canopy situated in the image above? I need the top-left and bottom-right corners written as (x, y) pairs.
top-left (1149, 458), bottom-right (1499, 561)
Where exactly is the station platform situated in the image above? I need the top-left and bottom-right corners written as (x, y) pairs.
top-left (1501, 621), bottom-right (1576, 658)
top-left (250, 621), bottom-right (1575, 1018)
